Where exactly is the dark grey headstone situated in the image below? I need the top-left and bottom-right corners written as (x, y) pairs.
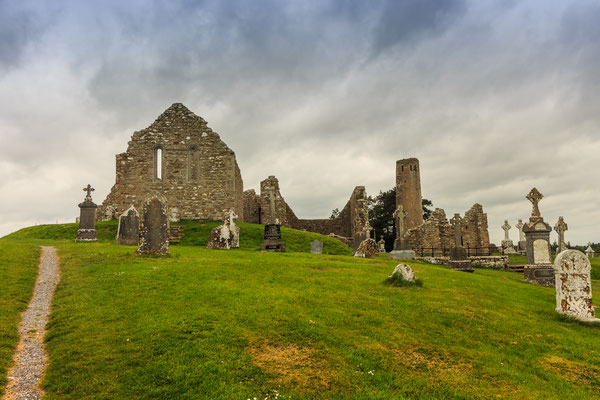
top-left (137, 197), bottom-right (169, 255)
top-left (116, 205), bottom-right (139, 245)
top-left (261, 224), bottom-right (285, 252)
top-left (76, 184), bottom-right (98, 242)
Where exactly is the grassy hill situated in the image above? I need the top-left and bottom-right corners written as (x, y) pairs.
top-left (6, 220), bottom-right (352, 255)
top-left (1, 223), bottom-right (599, 399)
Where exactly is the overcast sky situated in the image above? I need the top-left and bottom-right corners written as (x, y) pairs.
top-left (1, 0), bottom-right (599, 245)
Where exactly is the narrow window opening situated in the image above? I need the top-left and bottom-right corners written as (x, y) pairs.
top-left (156, 148), bottom-right (163, 180)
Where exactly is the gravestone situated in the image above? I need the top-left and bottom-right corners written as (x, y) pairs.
top-left (389, 264), bottom-right (417, 283)
top-left (448, 213), bottom-right (473, 272)
top-left (390, 205), bottom-right (416, 260)
top-left (377, 235), bottom-right (385, 252)
top-left (310, 240), bottom-right (323, 254)
top-left (522, 188), bottom-right (553, 287)
top-left (354, 238), bottom-right (378, 258)
top-left (76, 184), bottom-right (98, 242)
top-left (515, 219), bottom-right (526, 254)
top-left (137, 196), bottom-right (170, 255)
top-left (207, 210), bottom-right (240, 250)
top-left (261, 185), bottom-right (286, 252)
top-left (554, 250), bottom-right (598, 322)
top-left (554, 216), bottom-right (568, 254)
top-left (501, 220), bottom-right (516, 254)
top-left (116, 205), bottom-right (139, 245)
top-left (585, 243), bottom-right (595, 258)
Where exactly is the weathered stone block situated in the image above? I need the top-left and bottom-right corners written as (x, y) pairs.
top-left (137, 196), bottom-right (169, 255)
top-left (389, 264), bottom-right (417, 283)
top-left (354, 238), bottom-right (378, 259)
top-left (116, 205), bottom-right (139, 245)
top-left (554, 250), bottom-right (598, 322)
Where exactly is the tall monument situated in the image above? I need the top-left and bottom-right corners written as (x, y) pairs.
top-left (396, 158), bottom-right (423, 232)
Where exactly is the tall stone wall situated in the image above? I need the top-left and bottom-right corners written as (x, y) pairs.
top-left (396, 158), bottom-right (423, 231)
top-left (462, 203), bottom-right (490, 248)
top-left (243, 189), bottom-right (261, 224)
top-left (243, 176), bottom-right (367, 242)
top-left (98, 103), bottom-right (244, 221)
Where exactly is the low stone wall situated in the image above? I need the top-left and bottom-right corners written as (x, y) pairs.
top-left (469, 256), bottom-right (508, 269)
top-left (417, 255), bottom-right (508, 269)
top-left (417, 256), bottom-right (449, 265)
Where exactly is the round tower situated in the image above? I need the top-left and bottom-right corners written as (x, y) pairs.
top-left (396, 158), bottom-right (423, 231)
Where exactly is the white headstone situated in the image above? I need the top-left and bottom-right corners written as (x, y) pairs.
top-left (554, 250), bottom-right (598, 322)
top-left (389, 264), bottom-right (416, 283)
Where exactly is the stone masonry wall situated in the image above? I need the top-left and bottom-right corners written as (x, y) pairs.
top-left (462, 203), bottom-right (490, 248)
top-left (98, 103), bottom-right (244, 221)
top-left (243, 176), bottom-right (367, 241)
top-left (243, 189), bottom-right (261, 224)
top-left (406, 204), bottom-right (490, 252)
top-left (406, 208), bottom-right (453, 251)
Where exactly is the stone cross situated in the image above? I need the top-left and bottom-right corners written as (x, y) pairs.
top-left (449, 213), bottom-right (463, 247)
top-left (502, 220), bottom-right (511, 241)
top-left (526, 187), bottom-right (543, 218)
top-left (83, 184), bottom-right (95, 201)
top-left (264, 185), bottom-right (277, 224)
top-left (226, 210), bottom-right (238, 226)
top-left (515, 219), bottom-right (524, 242)
top-left (393, 205), bottom-right (408, 239)
top-left (554, 216), bottom-right (568, 253)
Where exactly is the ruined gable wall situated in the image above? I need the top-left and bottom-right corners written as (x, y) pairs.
top-left (243, 190), bottom-right (261, 224)
top-left (462, 203), bottom-right (490, 248)
top-left (98, 103), bottom-right (244, 221)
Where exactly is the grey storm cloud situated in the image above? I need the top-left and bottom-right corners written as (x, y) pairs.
top-left (0, 0), bottom-right (599, 245)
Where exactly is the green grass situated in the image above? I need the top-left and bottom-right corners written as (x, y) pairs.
top-left (6, 220), bottom-right (352, 256)
top-left (0, 242), bottom-right (41, 396)
top-left (1, 224), bottom-right (599, 399)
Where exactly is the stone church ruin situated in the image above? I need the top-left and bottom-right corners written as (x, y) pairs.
top-left (99, 103), bottom-right (371, 246)
top-left (99, 103), bottom-right (244, 222)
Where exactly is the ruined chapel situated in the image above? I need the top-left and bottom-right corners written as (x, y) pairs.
top-left (99, 103), bottom-right (370, 243)
top-left (99, 103), bottom-right (244, 222)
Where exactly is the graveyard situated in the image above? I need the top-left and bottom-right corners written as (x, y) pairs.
top-left (2, 3), bottom-right (600, 399)
top-left (1, 222), bottom-right (599, 400)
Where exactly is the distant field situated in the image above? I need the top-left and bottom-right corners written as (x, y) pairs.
top-left (1, 224), bottom-right (599, 399)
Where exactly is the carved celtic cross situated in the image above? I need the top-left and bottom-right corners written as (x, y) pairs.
top-left (515, 219), bottom-right (524, 241)
top-left (526, 187), bottom-right (543, 218)
top-left (554, 216), bottom-right (568, 251)
top-left (449, 213), bottom-right (463, 247)
top-left (393, 205), bottom-right (408, 239)
top-left (264, 185), bottom-right (277, 224)
top-left (501, 220), bottom-right (511, 241)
